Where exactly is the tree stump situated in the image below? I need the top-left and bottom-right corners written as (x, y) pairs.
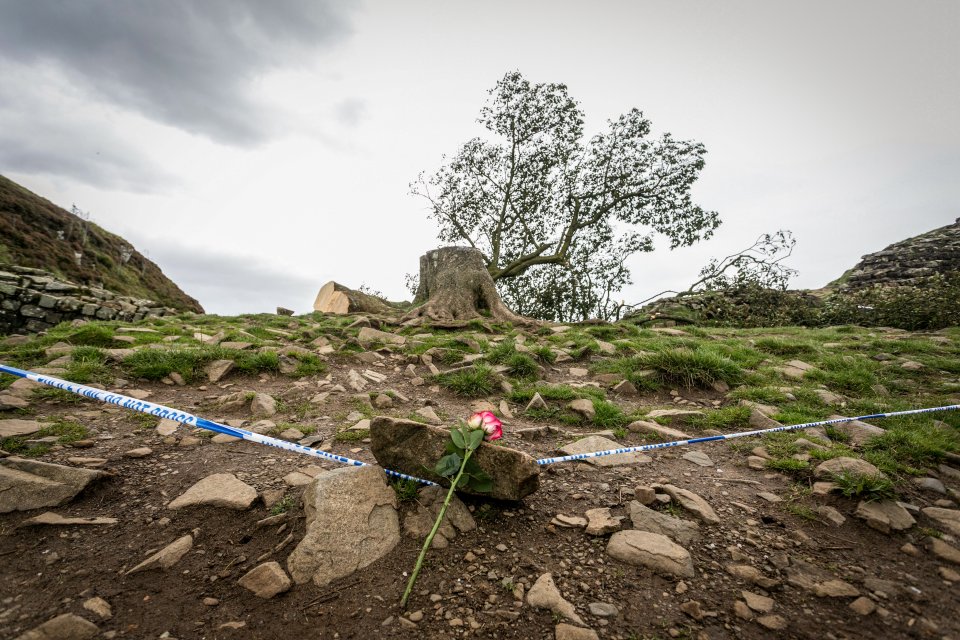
top-left (402, 247), bottom-right (531, 326)
top-left (313, 281), bottom-right (394, 315)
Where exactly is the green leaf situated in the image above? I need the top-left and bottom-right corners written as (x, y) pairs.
top-left (469, 475), bottom-right (493, 493)
top-left (451, 427), bottom-right (466, 449)
top-left (434, 452), bottom-right (461, 478)
top-left (467, 428), bottom-right (484, 450)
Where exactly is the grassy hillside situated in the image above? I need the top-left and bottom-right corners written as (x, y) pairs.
top-left (0, 175), bottom-right (202, 312)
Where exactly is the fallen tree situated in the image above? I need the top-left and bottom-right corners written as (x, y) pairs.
top-left (312, 281), bottom-right (396, 315)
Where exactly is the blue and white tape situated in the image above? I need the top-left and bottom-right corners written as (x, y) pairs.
top-left (3, 363), bottom-right (958, 478)
top-left (0, 363), bottom-right (436, 486)
top-left (534, 404), bottom-right (960, 465)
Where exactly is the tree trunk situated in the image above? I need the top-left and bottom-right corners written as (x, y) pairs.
top-left (402, 247), bottom-right (532, 327)
top-left (313, 281), bottom-right (394, 315)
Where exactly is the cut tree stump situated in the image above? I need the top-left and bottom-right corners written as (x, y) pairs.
top-left (402, 247), bottom-right (533, 326)
top-left (313, 281), bottom-right (394, 315)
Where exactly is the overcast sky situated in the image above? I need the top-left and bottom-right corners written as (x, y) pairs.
top-left (2, 1), bottom-right (958, 315)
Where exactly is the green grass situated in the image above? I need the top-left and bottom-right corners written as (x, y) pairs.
top-left (37, 419), bottom-right (89, 443)
top-left (484, 340), bottom-right (517, 364)
top-left (765, 457), bottom-right (810, 474)
top-left (804, 354), bottom-right (880, 395)
top-left (390, 478), bottom-right (420, 503)
top-left (64, 346), bottom-right (112, 384)
top-left (436, 364), bottom-right (496, 397)
top-left (729, 386), bottom-right (791, 405)
top-left (863, 416), bottom-right (959, 475)
top-left (754, 337), bottom-right (818, 357)
top-left (288, 353), bottom-right (327, 377)
top-left (505, 353), bottom-right (539, 379)
top-left (122, 346), bottom-right (281, 381)
top-left (592, 399), bottom-right (631, 430)
top-left (270, 495), bottom-right (296, 515)
top-left (507, 383), bottom-right (604, 404)
top-left (688, 406), bottom-right (751, 431)
top-left (530, 345), bottom-right (557, 364)
top-left (833, 471), bottom-right (896, 502)
top-left (66, 324), bottom-right (117, 347)
top-left (635, 347), bottom-right (743, 388)
top-left (334, 429), bottom-right (369, 442)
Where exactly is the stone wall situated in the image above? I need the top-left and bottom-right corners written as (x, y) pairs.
top-left (0, 265), bottom-right (179, 334)
top-left (843, 217), bottom-right (960, 289)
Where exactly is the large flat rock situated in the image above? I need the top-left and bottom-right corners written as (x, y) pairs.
top-left (287, 465), bottom-right (399, 587)
top-left (167, 473), bottom-right (258, 510)
top-left (370, 417), bottom-right (540, 501)
top-left (0, 457), bottom-right (106, 514)
top-left (606, 530), bottom-right (695, 577)
top-left (0, 419), bottom-right (43, 438)
top-left (557, 435), bottom-right (651, 468)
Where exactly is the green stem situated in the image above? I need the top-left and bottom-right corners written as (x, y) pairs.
top-left (401, 447), bottom-right (475, 608)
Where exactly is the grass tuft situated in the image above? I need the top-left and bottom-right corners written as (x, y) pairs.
top-left (436, 365), bottom-right (496, 397)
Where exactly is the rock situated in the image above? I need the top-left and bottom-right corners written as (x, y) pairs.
top-left (404, 484), bottom-right (476, 548)
top-left (0, 457), bottom-right (106, 514)
top-left (679, 600), bottom-right (703, 620)
top-left (813, 579), bottom-right (859, 598)
top-left (813, 389), bottom-right (844, 405)
top-left (635, 485), bottom-right (657, 505)
top-left (357, 326), bottom-right (406, 347)
top-left (584, 507), bottom-right (623, 536)
top-left (726, 564), bottom-right (780, 589)
top-left (826, 416), bottom-right (885, 447)
top-left (747, 456), bottom-right (767, 470)
top-left (588, 602), bottom-right (618, 617)
top-left (629, 501), bottom-right (700, 545)
top-left (567, 398), bottom-right (595, 421)
top-left (558, 435), bottom-right (650, 468)
top-left (14, 613), bottom-right (99, 640)
top-left (742, 591), bottom-right (774, 613)
top-left (370, 417), bottom-right (540, 501)
top-left (287, 465), bottom-right (399, 587)
top-left (525, 392), bottom-right (548, 411)
top-left (551, 514), bottom-right (588, 529)
top-left (626, 420), bottom-right (691, 440)
top-left (373, 393), bottom-right (393, 409)
top-left (554, 624), bottom-right (598, 640)
top-left (126, 534), bottom-right (193, 574)
top-left (0, 419), bottom-right (42, 438)
top-left (930, 537), bottom-right (960, 564)
top-left (748, 408), bottom-right (782, 430)
top-left (526, 573), bottom-right (583, 625)
top-left (251, 393), bottom-right (277, 417)
top-left (18, 512), bottom-right (117, 527)
top-left (733, 600), bottom-right (752, 620)
top-left (849, 596), bottom-right (876, 615)
top-left (606, 530), bottom-right (695, 578)
top-left (813, 457), bottom-right (884, 480)
top-left (816, 505), bottom-right (846, 527)
top-left (681, 451), bottom-right (713, 467)
top-left (757, 615), bottom-right (788, 631)
top-left (922, 507), bottom-right (960, 536)
top-left (414, 406), bottom-right (442, 425)
top-left (612, 380), bottom-right (638, 396)
top-left (568, 367), bottom-right (589, 377)
top-left (168, 473), bottom-right (258, 510)
top-left (913, 477), bottom-right (946, 494)
top-left (645, 409), bottom-right (704, 420)
top-left (659, 484), bottom-right (720, 524)
top-left (238, 561), bottom-right (292, 598)
top-left (854, 500), bottom-right (915, 533)
top-left (204, 359), bottom-right (235, 383)
top-left (82, 597), bottom-right (112, 620)
top-left (123, 447), bottom-right (152, 458)
top-left (757, 491), bottom-right (782, 503)
top-left (901, 360), bottom-right (924, 371)
top-left (156, 419), bottom-right (180, 436)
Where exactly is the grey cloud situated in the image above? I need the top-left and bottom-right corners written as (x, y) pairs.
top-left (0, 0), bottom-right (357, 145)
top-left (334, 98), bottom-right (367, 127)
top-left (0, 69), bottom-right (175, 191)
top-left (146, 246), bottom-right (323, 316)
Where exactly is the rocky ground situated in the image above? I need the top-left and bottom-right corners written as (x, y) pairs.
top-left (1, 313), bottom-right (959, 640)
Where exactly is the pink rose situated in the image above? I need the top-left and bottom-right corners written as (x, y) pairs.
top-left (470, 410), bottom-right (502, 442)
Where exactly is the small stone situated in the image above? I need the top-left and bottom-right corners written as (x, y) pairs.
top-left (584, 507), bottom-right (622, 536)
top-left (415, 406), bottom-right (442, 425)
top-left (554, 623), bottom-right (599, 640)
top-left (525, 392), bottom-right (548, 411)
top-left (930, 537), bottom-right (960, 565)
top-left (757, 492), bottom-right (782, 503)
top-left (606, 530), bottom-right (695, 578)
top-left (849, 596), bottom-right (876, 616)
top-left (854, 500), bottom-right (915, 533)
top-left (816, 505), bottom-right (846, 527)
top-left (373, 393), bottom-right (393, 409)
top-left (814, 457), bottom-right (884, 480)
top-left (203, 597), bottom-right (220, 606)
top-left (679, 600), bottom-right (703, 620)
top-left (567, 398), bottom-right (595, 421)
top-left (742, 591), bottom-right (774, 613)
top-left (757, 615), bottom-right (788, 630)
top-left (635, 485), bottom-right (656, 505)
top-left (813, 579), bottom-right (859, 598)
top-left (167, 473), bottom-right (258, 510)
top-left (527, 573), bottom-right (584, 625)
top-left (409, 610), bottom-right (424, 622)
top-left (82, 596), bottom-right (112, 620)
top-left (123, 447), bottom-right (152, 458)
top-left (681, 451), bottom-right (713, 467)
top-left (552, 514), bottom-right (588, 529)
top-left (126, 534), bottom-right (193, 574)
top-left (238, 561), bottom-right (292, 598)
top-left (588, 602), bottom-right (618, 617)
top-left (659, 484), bottom-right (720, 524)
top-left (900, 542), bottom-right (920, 556)
top-left (15, 613), bottom-right (98, 640)
top-left (733, 600), bottom-right (753, 619)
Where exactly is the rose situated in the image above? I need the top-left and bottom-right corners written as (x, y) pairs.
top-left (467, 410), bottom-right (503, 442)
top-left (401, 412), bottom-right (502, 607)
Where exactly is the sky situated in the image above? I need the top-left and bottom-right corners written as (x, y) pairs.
top-left (1, 0), bottom-right (958, 316)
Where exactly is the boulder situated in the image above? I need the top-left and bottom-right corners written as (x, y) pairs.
top-left (0, 457), bottom-right (106, 514)
top-left (370, 417), bottom-right (540, 501)
top-left (287, 465), bottom-right (399, 587)
top-left (557, 435), bottom-right (651, 468)
top-left (628, 501), bottom-right (700, 545)
top-left (167, 473), bottom-right (258, 510)
top-left (606, 530), bottom-right (695, 578)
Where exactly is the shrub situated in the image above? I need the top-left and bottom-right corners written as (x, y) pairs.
top-left (821, 273), bottom-right (960, 330)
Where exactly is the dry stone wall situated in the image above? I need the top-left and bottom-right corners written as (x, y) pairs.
top-left (843, 217), bottom-right (960, 289)
top-left (0, 265), bottom-right (178, 334)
